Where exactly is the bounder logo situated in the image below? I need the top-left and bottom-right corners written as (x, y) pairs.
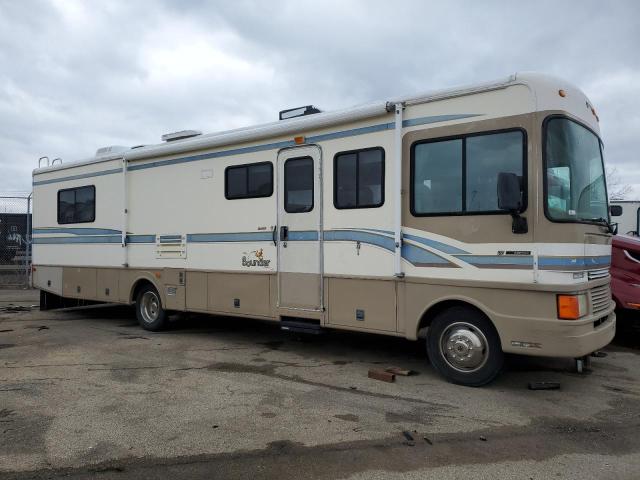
top-left (242, 248), bottom-right (271, 268)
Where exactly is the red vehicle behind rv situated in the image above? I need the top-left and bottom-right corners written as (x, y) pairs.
top-left (611, 235), bottom-right (640, 312)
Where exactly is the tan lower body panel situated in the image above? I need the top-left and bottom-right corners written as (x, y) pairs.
top-left (278, 272), bottom-right (321, 310)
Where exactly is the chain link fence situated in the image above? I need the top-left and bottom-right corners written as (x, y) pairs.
top-left (0, 195), bottom-right (32, 288)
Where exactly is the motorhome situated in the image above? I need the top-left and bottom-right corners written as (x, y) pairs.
top-left (32, 73), bottom-right (618, 386)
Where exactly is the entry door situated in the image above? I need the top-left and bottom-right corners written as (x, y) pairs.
top-left (277, 145), bottom-right (323, 311)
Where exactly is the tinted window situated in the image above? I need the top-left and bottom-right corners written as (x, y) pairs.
top-left (411, 130), bottom-right (525, 216)
top-left (466, 131), bottom-right (524, 212)
top-left (284, 157), bottom-right (314, 213)
top-left (57, 186), bottom-right (95, 224)
top-left (413, 139), bottom-right (462, 214)
top-left (225, 162), bottom-right (273, 199)
top-left (334, 148), bottom-right (384, 209)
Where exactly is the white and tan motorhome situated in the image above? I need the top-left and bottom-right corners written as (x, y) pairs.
top-left (32, 73), bottom-right (618, 386)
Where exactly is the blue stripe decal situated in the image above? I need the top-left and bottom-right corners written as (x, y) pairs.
top-left (288, 230), bottom-right (319, 241)
top-left (187, 232), bottom-right (273, 243)
top-left (127, 140), bottom-right (296, 172)
top-left (32, 168), bottom-right (123, 186)
top-left (324, 230), bottom-right (395, 251)
top-left (32, 235), bottom-right (122, 244)
top-left (403, 233), bottom-right (469, 255)
top-left (455, 255), bottom-right (534, 266)
top-left (402, 243), bottom-right (451, 265)
top-left (402, 114), bottom-right (481, 128)
top-left (127, 235), bottom-right (155, 244)
top-left (34, 114), bottom-right (481, 184)
top-left (32, 227), bottom-right (122, 235)
top-left (538, 256), bottom-right (611, 268)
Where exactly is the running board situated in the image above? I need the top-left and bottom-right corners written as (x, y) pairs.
top-left (280, 317), bottom-right (323, 335)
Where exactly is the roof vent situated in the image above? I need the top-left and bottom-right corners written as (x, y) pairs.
top-left (161, 130), bottom-right (202, 142)
top-left (279, 105), bottom-right (322, 121)
top-left (95, 146), bottom-right (128, 157)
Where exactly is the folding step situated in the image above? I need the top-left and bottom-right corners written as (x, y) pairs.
top-left (280, 317), bottom-right (323, 335)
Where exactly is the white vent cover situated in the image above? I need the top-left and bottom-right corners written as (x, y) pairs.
top-left (95, 145), bottom-right (128, 157)
top-left (161, 130), bottom-right (202, 142)
top-left (156, 234), bottom-right (187, 259)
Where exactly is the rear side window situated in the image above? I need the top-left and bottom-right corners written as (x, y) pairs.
top-left (334, 148), bottom-right (384, 209)
top-left (57, 186), bottom-right (95, 224)
top-left (225, 162), bottom-right (273, 199)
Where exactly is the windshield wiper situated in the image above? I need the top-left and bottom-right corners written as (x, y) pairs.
top-left (585, 217), bottom-right (615, 233)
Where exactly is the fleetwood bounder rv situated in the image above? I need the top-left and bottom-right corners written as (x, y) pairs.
top-left (32, 73), bottom-right (618, 386)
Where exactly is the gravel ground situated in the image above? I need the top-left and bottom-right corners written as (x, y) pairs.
top-left (1, 289), bottom-right (640, 479)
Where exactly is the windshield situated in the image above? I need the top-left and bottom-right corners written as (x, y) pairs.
top-left (545, 117), bottom-right (608, 223)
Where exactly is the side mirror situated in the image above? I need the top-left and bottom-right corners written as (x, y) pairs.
top-left (497, 172), bottom-right (522, 212)
top-left (610, 205), bottom-right (623, 217)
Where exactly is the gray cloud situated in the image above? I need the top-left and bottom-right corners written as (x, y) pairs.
top-left (1, 0), bottom-right (639, 196)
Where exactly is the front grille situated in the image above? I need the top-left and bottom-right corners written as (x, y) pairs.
top-left (590, 284), bottom-right (612, 316)
top-left (588, 268), bottom-right (610, 281)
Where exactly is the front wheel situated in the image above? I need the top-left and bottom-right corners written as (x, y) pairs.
top-left (136, 284), bottom-right (168, 331)
top-left (426, 306), bottom-right (503, 387)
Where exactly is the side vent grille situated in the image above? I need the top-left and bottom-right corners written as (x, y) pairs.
top-left (156, 234), bottom-right (187, 259)
top-left (588, 268), bottom-right (610, 281)
top-left (589, 284), bottom-right (611, 316)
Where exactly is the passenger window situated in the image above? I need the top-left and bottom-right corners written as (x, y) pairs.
top-left (411, 130), bottom-right (525, 216)
top-left (57, 185), bottom-right (96, 224)
top-left (284, 157), bottom-right (314, 213)
top-left (334, 148), bottom-right (384, 209)
top-left (225, 162), bottom-right (273, 199)
top-left (466, 131), bottom-right (524, 212)
top-left (412, 139), bottom-right (462, 214)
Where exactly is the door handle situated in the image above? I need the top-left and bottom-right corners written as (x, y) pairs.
top-left (272, 225), bottom-right (277, 246)
top-left (280, 226), bottom-right (289, 241)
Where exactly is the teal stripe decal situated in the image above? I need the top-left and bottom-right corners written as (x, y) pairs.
top-left (33, 168), bottom-right (123, 186)
top-left (32, 235), bottom-right (122, 244)
top-left (404, 233), bottom-right (469, 255)
top-left (33, 227), bottom-right (122, 235)
top-left (33, 113), bottom-right (480, 184)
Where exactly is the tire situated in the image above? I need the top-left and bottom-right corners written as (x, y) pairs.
top-left (426, 306), bottom-right (503, 387)
top-left (135, 284), bottom-right (168, 331)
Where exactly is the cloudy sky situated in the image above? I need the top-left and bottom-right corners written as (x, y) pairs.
top-left (1, 0), bottom-right (639, 197)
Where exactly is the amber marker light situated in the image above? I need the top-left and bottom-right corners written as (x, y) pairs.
top-left (558, 89), bottom-right (566, 97)
top-left (557, 294), bottom-right (588, 320)
top-left (294, 135), bottom-right (305, 145)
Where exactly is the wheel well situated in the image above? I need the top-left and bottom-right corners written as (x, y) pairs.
top-left (416, 300), bottom-right (495, 338)
top-left (130, 279), bottom-right (156, 304)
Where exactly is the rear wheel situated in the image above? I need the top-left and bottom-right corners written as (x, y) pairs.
top-left (136, 284), bottom-right (168, 331)
top-left (426, 306), bottom-right (503, 386)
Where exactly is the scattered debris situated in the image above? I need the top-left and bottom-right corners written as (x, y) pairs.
top-left (591, 351), bottom-right (607, 358)
top-left (479, 435), bottom-right (487, 441)
top-left (212, 425), bottom-right (219, 429)
top-left (528, 381), bottom-right (561, 391)
top-left (423, 436), bottom-right (433, 445)
top-left (368, 368), bottom-right (395, 383)
top-left (385, 366), bottom-right (417, 376)
top-left (402, 431), bottom-right (415, 446)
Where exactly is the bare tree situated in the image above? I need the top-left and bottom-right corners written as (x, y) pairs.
top-left (606, 166), bottom-right (634, 200)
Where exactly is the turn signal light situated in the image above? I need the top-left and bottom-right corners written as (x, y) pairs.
top-left (557, 294), bottom-right (587, 320)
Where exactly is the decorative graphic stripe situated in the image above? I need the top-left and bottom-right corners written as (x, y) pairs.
top-left (32, 227), bottom-right (122, 235)
top-left (539, 255), bottom-right (611, 269)
top-left (288, 230), bottom-right (319, 241)
top-left (454, 255), bottom-right (534, 269)
top-left (127, 235), bottom-right (155, 244)
top-left (33, 113), bottom-right (480, 184)
top-left (402, 243), bottom-right (454, 267)
top-left (33, 168), bottom-right (123, 186)
top-left (187, 232), bottom-right (273, 243)
top-left (32, 235), bottom-right (122, 244)
top-left (324, 230), bottom-right (395, 251)
top-left (404, 233), bottom-right (469, 255)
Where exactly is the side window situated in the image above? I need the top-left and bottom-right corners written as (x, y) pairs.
top-left (334, 147), bottom-right (384, 209)
top-left (411, 130), bottom-right (525, 216)
top-left (412, 139), bottom-right (462, 214)
top-left (225, 162), bottom-right (273, 199)
top-left (284, 157), bottom-right (314, 213)
top-left (57, 186), bottom-right (96, 224)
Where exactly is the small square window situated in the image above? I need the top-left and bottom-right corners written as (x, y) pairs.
top-left (334, 148), bottom-right (384, 209)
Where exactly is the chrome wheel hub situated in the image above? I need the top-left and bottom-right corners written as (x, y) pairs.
top-left (439, 322), bottom-right (489, 373)
top-left (140, 291), bottom-right (160, 323)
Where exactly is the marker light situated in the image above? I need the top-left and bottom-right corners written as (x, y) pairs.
top-left (557, 294), bottom-right (588, 320)
top-left (294, 136), bottom-right (305, 145)
top-left (558, 89), bottom-right (566, 97)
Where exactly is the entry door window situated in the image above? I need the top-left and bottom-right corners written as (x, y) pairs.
top-left (284, 156), bottom-right (314, 213)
